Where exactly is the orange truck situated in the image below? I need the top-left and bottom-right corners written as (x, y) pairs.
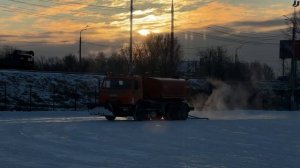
top-left (97, 75), bottom-right (194, 121)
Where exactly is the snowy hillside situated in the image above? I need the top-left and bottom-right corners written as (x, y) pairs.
top-left (1, 70), bottom-right (286, 111)
top-left (0, 70), bottom-right (103, 110)
top-left (0, 110), bottom-right (299, 168)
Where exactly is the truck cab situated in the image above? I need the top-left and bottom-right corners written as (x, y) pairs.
top-left (99, 76), bottom-right (142, 119)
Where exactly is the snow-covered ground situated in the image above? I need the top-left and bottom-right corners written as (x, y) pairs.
top-left (0, 110), bottom-right (299, 168)
top-left (0, 70), bottom-right (103, 110)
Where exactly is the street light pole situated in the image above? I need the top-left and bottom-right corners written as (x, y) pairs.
top-left (127, 0), bottom-right (134, 75)
top-left (79, 25), bottom-right (88, 63)
top-left (233, 44), bottom-right (244, 80)
top-left (130, 0), bottom-right (133, 63)
top-left (170, 0), bottom-right (175, 76)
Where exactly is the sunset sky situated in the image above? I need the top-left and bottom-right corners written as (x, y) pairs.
top-left (0, 0), bottom-right (296, 74)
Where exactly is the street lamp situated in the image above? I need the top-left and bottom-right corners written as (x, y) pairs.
top-left (126, 0), bottom-right (134, 75)
top-left (170, 0), bottom-right (175, 76)
top-left (79, 25), bottom-right (88, 63)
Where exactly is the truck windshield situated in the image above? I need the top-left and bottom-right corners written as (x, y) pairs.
top-left (102, 79), bottom-right (133, 89)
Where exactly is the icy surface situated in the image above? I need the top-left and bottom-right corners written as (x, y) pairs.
top-left (0, 110), bottom-right (299, 168)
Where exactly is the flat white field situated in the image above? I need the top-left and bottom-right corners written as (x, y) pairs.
top-left (0, 111), bottom-right (299, 168)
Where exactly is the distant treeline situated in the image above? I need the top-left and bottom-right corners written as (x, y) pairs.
top-left (0, 34), bottom-right (274, 81)
top-left (194, 46), bottom-right (275, 81)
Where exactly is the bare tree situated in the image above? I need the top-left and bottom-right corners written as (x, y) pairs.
top-left (133, 33), bottom-right (183, 77)
top-left (0, 45), bottom-right (17, 69)
top-left (106, 52), bottom-right (129, 75)
top-left (196, 46), bottom-right (274, 81)
top-left (63, 54), bottom-right (78, 72)
top-left (197, 46), bottom-right (231, 79)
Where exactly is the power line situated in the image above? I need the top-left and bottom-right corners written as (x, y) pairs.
top-left (210, 25), bottom-right (284, 37)
top-left (36, 0), bottom-right (127, 10)
top-left (191, 31), bottom-right (278, 45)
top-left (207, 27), bottom-right (283, 40)
top-left (82, 41), bottom-right (122, 48)
top-left (9, 0), bottom-right (50, 8)
top-left (0, 5), bottom-right (58, 18)
top-left (3, 40), bottom-right (75, 47)
top-left (1, 0), bottom-right (126, 21)
top-left (0, 3), bottom-right (105, 22)
top-left (0, 2), bottom-right (44, 14)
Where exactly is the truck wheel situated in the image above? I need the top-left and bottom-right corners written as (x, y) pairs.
top-left (165, 103), bottom-right (188, 120)
top-left (171, 104), bottom-right (182, 120)
top-left (152, 114), bottom-right (163, 120)
top-left (133, 104), bottom-right (148, 121)
top-left (105, 104), bottom-right (116, 121)
top-left (105, 115), bottom-right (116, 121)
top-left (170, 109), bottom-right (178, 120)
top-left (133, 111), bottom-right (143, 121)
top-left (181, 110), bottom-right (188, 120)
top-left (164, 112), bottom-right (171, 120)
top-left (179, 103), bottom-right (189, 120)
top-left (164, 104), bottom-right (176, 120)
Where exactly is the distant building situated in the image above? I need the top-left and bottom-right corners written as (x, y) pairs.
top-left (8, 50), bottom-right (34, 69)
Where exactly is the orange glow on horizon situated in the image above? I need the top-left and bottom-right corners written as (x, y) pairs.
top-left (0, 1), bottom-right (291, 45)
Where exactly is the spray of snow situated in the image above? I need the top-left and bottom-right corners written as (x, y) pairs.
top-left (192, 79), bottom-right (251, 111)
top-left (190, 79), bottom-right (293, 120)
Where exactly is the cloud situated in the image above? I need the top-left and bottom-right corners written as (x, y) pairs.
top-left (232, 19), bottom-right (284, 28)
top-left (0, 0), bottom-right (291, 52)
top-left (175, 1), bottom-right (289, 32)
top-left (226, 19), bottom-right (287, 33)
top-left (38, 4), bottom-right (86, 16)
top-left (103, 0), bottom-right (128, 7)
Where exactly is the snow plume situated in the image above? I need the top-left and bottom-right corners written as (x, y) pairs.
top-left (192, 79), bottom-right (252, 111)
top-left (189, 78), bottom-right (300, 120)
top-left (191, 79), bottom-right (271, 119)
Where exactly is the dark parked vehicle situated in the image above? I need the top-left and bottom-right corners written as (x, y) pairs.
top-left (0, 50), bottom-right (34, 70)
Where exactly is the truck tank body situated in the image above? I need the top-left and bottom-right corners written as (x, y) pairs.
top-left (142, 77), bottom-right (190, 100)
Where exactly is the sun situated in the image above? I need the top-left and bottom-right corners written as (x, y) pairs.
top-left (138, 29), bottom-right (150, 36)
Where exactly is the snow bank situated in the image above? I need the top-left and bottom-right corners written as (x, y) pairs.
top-left (0, 70), bottom-right (104, 110)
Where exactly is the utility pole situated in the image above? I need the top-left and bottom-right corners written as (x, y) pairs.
top-left (291, 1), bottom-right (299, 110)
top-left (79, 25), bottom-right (88, 63)
top-left (130, 0), bottom-right (133, 67)
top-left (79, 32), bottom-right (82, 62)
top-left (282, 58), bottom-right (285, 76)
top-left (170, 0), bottom-right (175, 76)
top-left (235, 44), bottom-right (244, 64)
top-left (234, 44), bottom-right (243, 80)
